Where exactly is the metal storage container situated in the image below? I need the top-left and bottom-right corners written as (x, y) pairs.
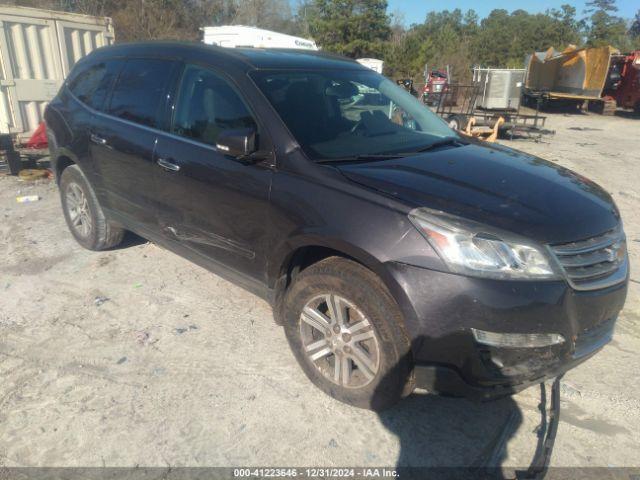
top-left (0, 5), bottom-right (114, 138)
top-left (473, 68), bottom-right (526, 110)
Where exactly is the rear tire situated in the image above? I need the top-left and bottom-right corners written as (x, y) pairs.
top-left (59, 165), bottom-right (124, 251)
top-left (283, 257), bottom-right (414, 410)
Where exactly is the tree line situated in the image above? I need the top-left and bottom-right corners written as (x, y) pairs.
top-left (8, 0), bottom-right (640, 80)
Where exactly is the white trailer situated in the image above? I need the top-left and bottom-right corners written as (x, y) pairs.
top-left (0, 5), bottom-right (114, 137)
top-left (202, 25), bottom-right (317, 50)
top-left (356, 58), bottom-right (384, 74)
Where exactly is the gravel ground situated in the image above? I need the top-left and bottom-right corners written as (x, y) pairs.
top-left (0, 111), bottom-right (639, 473)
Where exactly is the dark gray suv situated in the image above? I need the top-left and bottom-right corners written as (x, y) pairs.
top-left (45, 42), bottom-right (628, 410)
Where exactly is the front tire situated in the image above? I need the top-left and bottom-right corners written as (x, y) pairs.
top-left (283, 257), bottom-right (414, 410)
top-left (59, 165), bottom-right (124, 251)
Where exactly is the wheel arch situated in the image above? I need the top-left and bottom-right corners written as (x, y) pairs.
top-left (51, 148), bottom-right (79, 184)
top-left (270, 237), bottom-right (416, 331)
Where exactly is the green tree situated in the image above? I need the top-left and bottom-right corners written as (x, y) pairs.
top-left (548, 4), bottom-right (582, 46)
top-left (305, 0), bottom-right (391, 58)
top-left (384, 9), bottom-right (478, 80)
top-left (629, 10), bottom-right (640, 38)
top-left (584, 0), bottom-right (627, 46)
top-left (470, 8), bottom-right (583, 67)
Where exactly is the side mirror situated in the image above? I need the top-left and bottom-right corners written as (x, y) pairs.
top-left (215, 128), bottom-right (256, 158)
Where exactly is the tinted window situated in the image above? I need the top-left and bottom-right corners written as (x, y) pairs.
top-left (89, 60), bottom-right (124, 111)
top-left (108, 58), bottom-right (177, 128)
top-left (172, 65), bottom-right (256, 146)
top-left (67, 60), bottom-right (124, 111)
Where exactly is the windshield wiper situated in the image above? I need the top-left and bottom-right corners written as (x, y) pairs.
top-left (402, 136), bottom-right (467, 154)
top-left (315, 137), bottom-right (466, 164)
top-left (316, 153), bottom-right (407, 164)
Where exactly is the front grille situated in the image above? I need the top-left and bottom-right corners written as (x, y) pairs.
top-left (550, 225), bottom-right (628, 291)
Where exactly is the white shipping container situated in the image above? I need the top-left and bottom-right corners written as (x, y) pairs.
top-left (0, 5), bottom-right (114, 137)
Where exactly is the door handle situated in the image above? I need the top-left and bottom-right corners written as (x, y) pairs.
top-left (157, 158), bottom-right (180, 172)
top-left (90, 133), bottom-right (107, 145)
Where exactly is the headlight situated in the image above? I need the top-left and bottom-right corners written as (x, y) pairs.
top-left (408, 207), bottom-right (560, 280)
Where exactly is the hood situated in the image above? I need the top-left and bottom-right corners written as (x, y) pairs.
top-left (337, 143), bottom-right (619, 244)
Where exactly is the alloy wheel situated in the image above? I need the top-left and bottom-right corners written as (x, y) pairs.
top-left (66, 182), bottom-right (92, 238)
top-left (300, 294), bottom-right (380, 389)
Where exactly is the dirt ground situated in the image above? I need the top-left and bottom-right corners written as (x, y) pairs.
top-left (1, 111), bottom-right (639, 472)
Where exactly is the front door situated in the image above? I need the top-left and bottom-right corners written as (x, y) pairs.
top-left (153, 64), bottom-right (273, 282)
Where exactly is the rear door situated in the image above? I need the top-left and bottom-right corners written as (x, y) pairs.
top-left (152, 64), bottom-right (273, 282)
top-left (60, 58), bottom-right (123, 199)
top-left (90, 57), bottom-right (180, 232)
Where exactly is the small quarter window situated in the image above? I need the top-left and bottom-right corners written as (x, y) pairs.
top-left (67, 59), bottom-right (123, 111)
top-left (89, 60), bottom-right (124, 111)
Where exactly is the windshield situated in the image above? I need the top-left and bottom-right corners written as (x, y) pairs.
top-left (251, 69), bottom-right (456, 161)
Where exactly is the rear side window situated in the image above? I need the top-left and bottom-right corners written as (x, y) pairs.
top-left (108, 58), bottom-right (178, 129)
top-left (171, 64), bottom-right (256, 146)
top-left (67, 60), bottom-right (123, 110)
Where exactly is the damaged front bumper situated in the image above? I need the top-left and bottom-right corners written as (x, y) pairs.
top-left (384, 261), bottom-right (627, 399)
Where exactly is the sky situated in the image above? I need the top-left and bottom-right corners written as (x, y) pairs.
top-left (386, 0), bottom-right (639, 25)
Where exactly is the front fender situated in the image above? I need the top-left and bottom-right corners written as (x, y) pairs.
top-left (267, 230), bottom-right (427, 336)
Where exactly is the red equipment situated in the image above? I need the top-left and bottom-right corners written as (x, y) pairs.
top-left (25, 121), bottom-right (48, 149)
top-left (422, 70), bottom-right (449, 105)
top-left (616, 51), bottom-right (640, 112)
top-left (603, 51), bottom-right (640, 113)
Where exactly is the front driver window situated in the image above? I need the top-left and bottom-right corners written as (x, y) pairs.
top-left (172, 65), bottom-right (257, 146)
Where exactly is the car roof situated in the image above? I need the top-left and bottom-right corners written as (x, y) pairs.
top-left (86, 41), bottom-right (365, 72)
